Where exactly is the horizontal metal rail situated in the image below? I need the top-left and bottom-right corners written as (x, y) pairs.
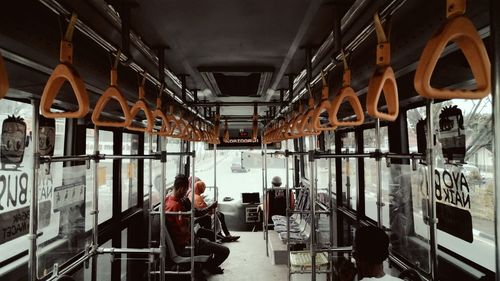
top-left (96, 247), bottom-right (161, 255)
top-left (39, 151), bottom-right (194, 163)
top-left (150, 271), bottom-right (191, 275)
top-left (187, 101), bottom-right (284, 107)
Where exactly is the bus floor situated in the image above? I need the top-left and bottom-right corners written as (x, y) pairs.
top-left (208, 231), bottom-right (328, 281)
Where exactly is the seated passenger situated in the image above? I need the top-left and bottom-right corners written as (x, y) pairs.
top-left (264, 176), bottom-right (295, 224)
top-left (165, 174), bottom-right (229, 275)
top-left (189, 180), bottom-right (240, 242)
top-left (354, 226), bottom-right (403, 281)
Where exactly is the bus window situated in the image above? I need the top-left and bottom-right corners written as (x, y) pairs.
top-left (143, 135), bottom-right (159, 199)
top-left (122, 133), bottom-right (139, 211)
top-left (317, 132), bottom-right (335, 206)
top-left (341, 132), bottom-right (357, 210)
top-left (85, 129), bottom-right (113, 224)
top-left (165, 139), bottom-right (181, 187)
top-left (407, 97), bottom-right (495, 272)
top-left (363, 127), bottom-right (390, 226)
top-left (0, 100), bottom-right (34, 266)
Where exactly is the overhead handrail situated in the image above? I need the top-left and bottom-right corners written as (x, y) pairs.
top-left (367, 13), bottom-right (399, 121)
top-left (41, 13), bottom-right (90, 118)
top-left (329, 53), bottom-right (365, 127)
top-left (126, 74), bottom-right (154, 133)
top-left (312, 71), bottom-right (337, 131)
top-left (91, 52), bottom-right (132, 127)
top-left (0, 51), bottom-right (9, 99)
top-left (414, 0), bottom-right (491, 99)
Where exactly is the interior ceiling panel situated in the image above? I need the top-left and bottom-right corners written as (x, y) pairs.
top-left (123, 0), bottom-right (336, 99)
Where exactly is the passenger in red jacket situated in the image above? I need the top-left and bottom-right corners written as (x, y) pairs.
top-left (165, 174), bottom-right (229, 275)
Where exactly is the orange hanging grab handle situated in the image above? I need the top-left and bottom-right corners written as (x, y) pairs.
top-left (41, 13), bottom-right (89, 119)
top-left (126, 76), bottom-right (154, 133)
top-left (329, 58), bottom-right (365, 127)
top-left (312, 71), bottom-right (337, 132)
top-left (290, 102), bottom-right (305, 138)
top-left (223, 119), bottom-right (230, 143)
top-left (367, 13), bottom-right (399, 121)
top-left (0, 52), bottom-right (9, 99)
top-left (298, 90), bottom-right (320, 136)
top-left (152, 96), bottom-right (170, 136)
top-left (169, 108), bottom-right (186, 139)
top-left (92, 65), bottom-right (132, 127)
top-left (251, 105), bottom-right (258, 141)
top-left (414, 0), bottom-right (490, 99)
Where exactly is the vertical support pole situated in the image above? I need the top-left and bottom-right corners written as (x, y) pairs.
top-left (93, 127), bottom-right (100, 249)
top-left (159, 137), bottom-right (166, 281)
top-left (309, 135), bottom-right (317, 281)
top-left (264, 142), bottom-right (269, 257)
top-left (190, 146), bottom-right (196, 281)
top-left (327, 133), bottom-right (334, 279)
top-left (28, 100), bottom-right (40, 281)
top-left (147, 134), bottom-right (153, 281)
top-left (285, 141), bottom-right (291, 281)
top-left (213, 144), bottom-right (218, 241)
top-left (426, 101), bottom-right (438, 280)
top-left (375, 119), bottom-right (383, 227)
top-left (491, 0), bottom-right (500, 279)
top-left (261, 135), bottom-right (266, 240)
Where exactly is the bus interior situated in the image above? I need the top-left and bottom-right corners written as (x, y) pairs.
top-left (0, 0), bottom-right (499, 281)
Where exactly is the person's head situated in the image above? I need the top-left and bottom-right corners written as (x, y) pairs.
top-left (174, 174), bottom-right (189, 199)
top-left (271, 176), bottom-right (282, 187)
top-left (194, 181), bottom-right (206, 195)
top-left (354, 226), bottom-right (389, 277)
top-left (188, 176), bottom-right (201, 188)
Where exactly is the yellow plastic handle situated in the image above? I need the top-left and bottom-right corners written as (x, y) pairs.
top-left (41, 41), bottom-right (90, 119)
top-left (414, 15), bottom-right (490, 99)
top-left (0, 52), bottom-right (9, 99)
top-left (329, 86), bottom-right (365, 127)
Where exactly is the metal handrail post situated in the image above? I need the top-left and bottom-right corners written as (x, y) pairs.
top-left (28, 100), bottom-right (40, 281)
top-left (159, 136), bottom-right (166, 281)
top-left (309, 135), bottom-right (317, 281)
top-left (426, 101), bottom-right (438, 280)
top-left (264, 142), bottom-right (269, 257)
top-left (213, 143), bottom-right (218, 241)
top-left (147, 134), bottom-right (153, 281)
top-left (285, 140), bottom-right (291, 281)
top-left (492, 0), bottom-right (500, 279)
top-left (93, 127), bottom-right (100, 249)
top-left (375, 118), bottom-right (383, 227)
top-left (190, 146), bottom-right (196, 281)
top-left (327, 134), bottom-right (334, 281)
top-left (261, 135), bottom-right (265, 239)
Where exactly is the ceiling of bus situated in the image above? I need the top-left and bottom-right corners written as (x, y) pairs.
top-left (0, 0), bottom-right (492, 131)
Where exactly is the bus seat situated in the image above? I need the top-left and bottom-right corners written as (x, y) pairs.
top-left (150, 213), bottom-right (210, 265)
top-left (126, 83), bottom-right (154, 133)
top-left (367, 13), bottom-right (399, 121)
top-left (91, 69), bottom-right (131, 127)
top-left (414, 0), bottom-right (490, 100)
top-left (0, 52), bottom-right (9, 99)
top-left (41, 13), bottom-right (90, 119)
top-left (329, 68), bottom-right (365, 127)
